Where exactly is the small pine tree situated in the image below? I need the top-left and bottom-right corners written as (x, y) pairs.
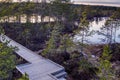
top-left (75, 9), bottom-right (89, 52)
top-left (42, 23), bottom-right (62, 56)
top-left (0, 42), bottom-right (16, 80)
top-left (18, 73), bottom-right (29, 80)
top-left (0, 28), bottom-right (16, 80)
top-left (97, 45), bottom-right (115, 80)
top-left (59, 34), bottom-right (74, 53)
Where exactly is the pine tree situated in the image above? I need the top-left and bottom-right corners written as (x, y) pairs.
top-left (18, 73), bottom-right (29, 80)
top-left (77, 8), bottom-right (89, 52)
top-left (59, 34), bottom-right (74, 53)
top-left (97, 45), bottom-right (115, 80)
top-left (0, 41), bottom-right (16, 80)
top-left (101, 11), bottom-right (120, 45)
top-left (0, 27), bottom-right (16, 80)
top-left (42, 22), bottom-right (62, 56)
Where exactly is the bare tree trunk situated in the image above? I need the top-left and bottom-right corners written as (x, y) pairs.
top-left (110, 23), bottom-right (113, 44)
top-left (18, 15), bottom-right (21, 23)
top-left (81, 29), bottom-right (84, 52)
top-left (113, 20), bottom-right (118, 43)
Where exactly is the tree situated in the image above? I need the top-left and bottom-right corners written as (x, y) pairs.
top-left (100, 12), bottom-right (120, 45)
top-left (18, 73), bottom-right (29, 80)
top-left (59, 34), bottom-right (74, 53)
top-left (0, 41), bottom-right (16, 80)
top-left (77, 9), bottom-right (89, 52)
top-left (50, 0), bottom-right (73, 22)
top-left (97, 45), bottom-right (115, 80)
top-left (42, 22), bottom-right (62, 57)
top-left (78, 57), bottom-right (96, 80)
top-left (21, 28), bottom-right (31, 46)
top-left (0, 27), bottom-right (16, 80)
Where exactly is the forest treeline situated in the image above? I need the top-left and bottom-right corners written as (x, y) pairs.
top-left (0, 2), bottom-right (120, 21)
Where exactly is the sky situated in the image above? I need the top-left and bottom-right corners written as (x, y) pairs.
top-left (72, 0), bottom-right (120, 3)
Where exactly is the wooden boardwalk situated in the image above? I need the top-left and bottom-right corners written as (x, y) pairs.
top-left (0, 35), bottom-right (66, 80)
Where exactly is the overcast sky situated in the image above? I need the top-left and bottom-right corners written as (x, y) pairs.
top-left (72, 0), bottom-right (120, 3)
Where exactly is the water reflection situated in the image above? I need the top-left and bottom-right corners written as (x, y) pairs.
top-left (74, 17), bottom-right (120, 44)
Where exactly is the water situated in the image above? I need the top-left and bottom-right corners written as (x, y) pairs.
top-left (74, 17), bottom-right (120, 44)
top-left (73, 0), bottom-right (120, 3)
top-left (73, 1), bottom-right (120, 7)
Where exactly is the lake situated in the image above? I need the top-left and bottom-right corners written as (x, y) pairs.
top-left (73, 1), bottom-right (120, 7)
top-left (74, 17), bottom-right (120, 44)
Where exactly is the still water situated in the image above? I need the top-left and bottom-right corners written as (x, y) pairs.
top-left (73, 1), bottom-right (120, 7)
top-left (74, 17), bottom-right (120, 44)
